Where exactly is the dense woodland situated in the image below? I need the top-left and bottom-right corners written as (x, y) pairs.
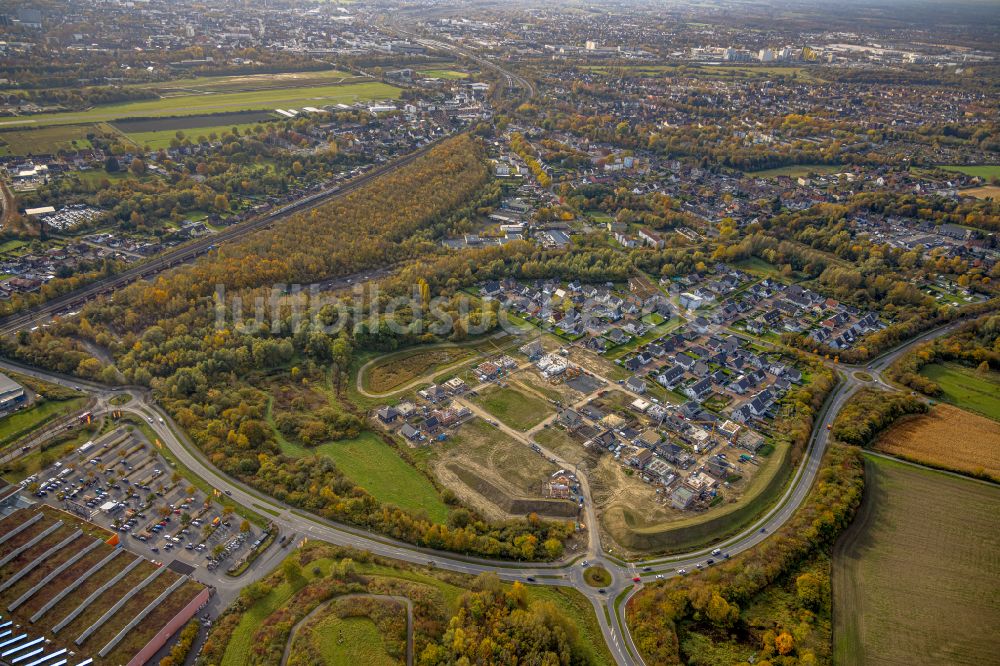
top-left (830, 389), bottom-right (928, 447)
top-left (418, 576), bottom-right (591, 666)
top-left (626, 445), bottom-right (865, 665)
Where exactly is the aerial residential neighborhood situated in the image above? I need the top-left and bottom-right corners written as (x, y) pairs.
top-left (0, 1), bottom-right (996, 665)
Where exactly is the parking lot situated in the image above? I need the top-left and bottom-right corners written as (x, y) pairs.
top-left (19, 424), bottom-right (270, 589)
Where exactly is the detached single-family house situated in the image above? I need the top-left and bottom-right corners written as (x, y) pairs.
top-left (625, 376), bottom-right (647, 394)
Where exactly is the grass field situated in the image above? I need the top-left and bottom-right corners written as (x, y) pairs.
top-left (359, 334), bottom-right (516, 396)
top-left (873, 403), bottom-right (1000, 482)
top-left (122, 121), bottom-right (270, 150)
top-left (0, 124), bottom-right (94, 155)
top-left (0, 396), bottom-right (86, 447)
top-left (294, 611), bottom-right (399, 666)
top-left (832, 455), bottom-right (1000, 665)
top-left (0, 81), bottom-right (400, 129)
top-left (534, 427), bottom-right (587, 466)
top-left (310, 432), bottom-right (449, 523)
top-left (938, 164), bottom-right (1000, 178)
top-left (364, 347), bottom-right (476, 394)
top-left (583, 566), bottom-right (612, 587)
top-left (418, 69), bottom-right (470, 79)
top-left (733, 257), bottom-right (784, 277)
top-left (470, 385), bottom-right (555, 431)
top-left (4, 427), bottom-right (90, 483)
top-left (919, 362), bottom-right (1000, 420)
top-left (139, 69), bottom-right (355, 94)
top-left (746, 163), bottom-right (842, 178)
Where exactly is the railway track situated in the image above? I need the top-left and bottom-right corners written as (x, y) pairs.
top-left (0, 137), bottom-right (448, 336)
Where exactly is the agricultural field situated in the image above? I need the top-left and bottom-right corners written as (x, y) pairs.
top-left (122, 121), bottom-right (271, 150)
top-left (469, 384), bottom-right (556, 431)
top-left (872, 403), bottom-right (1000, 482)
top-left (938, 164), bottom-right (1000, 179)
top-left (0, 81), bottom-right (400, 129)
top-left (111, 110), bottom-right (278, 150)
top-left (832, 455), bottom-right (1000, 665)
top-left (960, 185), bottom-right (1000, 199)
top-left (0, 124), bottom-right (94, 155)
top-left (919, 362), bottom-right (1000, 420)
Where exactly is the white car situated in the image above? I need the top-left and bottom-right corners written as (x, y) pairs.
top-left (677, 568), bottom-right (687, 575)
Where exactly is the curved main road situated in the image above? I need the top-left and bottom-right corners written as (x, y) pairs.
top-left (0, 317), bottom-right (972, 666)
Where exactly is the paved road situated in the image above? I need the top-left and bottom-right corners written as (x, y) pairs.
top-left (0, 309), bottom-right (980, 665)
top-left (381, 19), bottom-right (535, 100)
top-left (0, 179), bottom-right (17, 229)
top-left (0, 137), bottom-right (450, 337)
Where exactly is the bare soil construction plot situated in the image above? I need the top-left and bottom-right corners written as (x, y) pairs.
top-left (597, 440), bottom-right (790, 555)
top-left (833, 455), bottom-right (1000, 665)
top-left (872, 403), bottom-right (1000, 482)
top-left (428, 418), bottom-right (574, 520)
top-left (511, 367), bottom-right (585, 405)
top-left (534, 426), bottom-right (593, 466)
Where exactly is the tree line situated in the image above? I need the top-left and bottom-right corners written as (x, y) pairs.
top-left (626, 445), bottom-right (865, 665)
